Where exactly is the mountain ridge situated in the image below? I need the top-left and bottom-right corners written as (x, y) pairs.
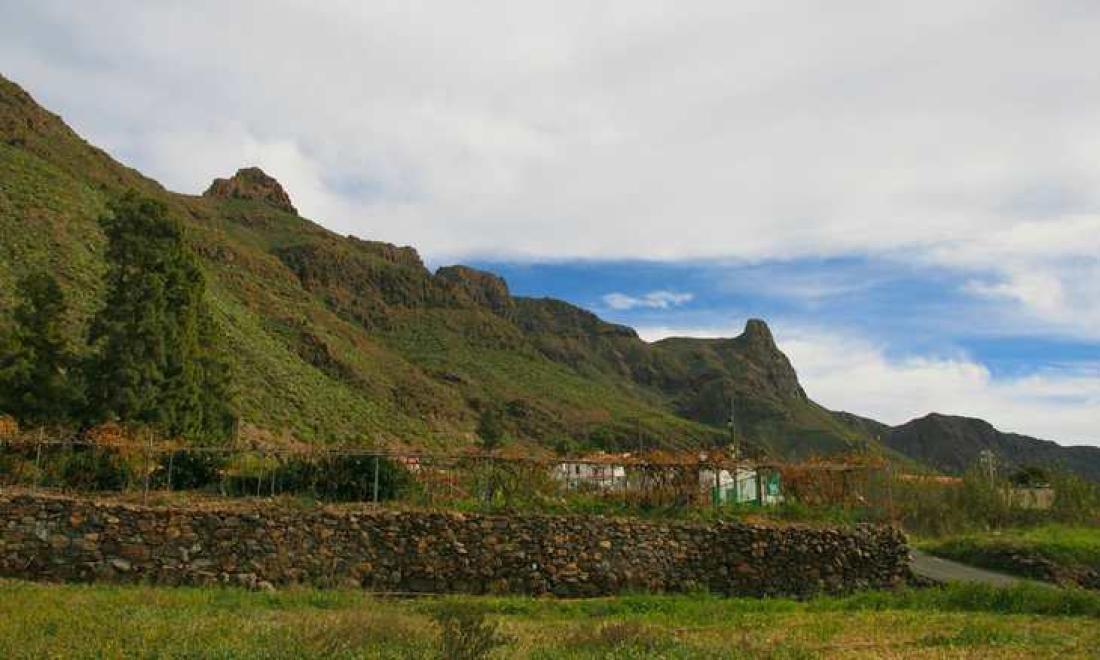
top-left (882, 412), bottom-right (1100, 482)
top-left (1, 72), bottom-right (1097, 480)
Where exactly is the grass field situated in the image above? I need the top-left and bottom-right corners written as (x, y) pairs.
top-left (921, 525), bottom-right (1100, 575)
top-left (1, 579), bottom-right (1097, 658)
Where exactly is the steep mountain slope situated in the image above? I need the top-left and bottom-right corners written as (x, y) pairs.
top-left (883, 413), bottom-right (1100, 482)
top-left (0, 74), bottom-right (739, 450)
top-left (648, 322), bottom-right (870, 457)
top-left (0, 72), bottom-right (1028, 464)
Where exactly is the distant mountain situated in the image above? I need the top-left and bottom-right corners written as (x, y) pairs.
top-left (882, 413), bottom-right (1100, 482)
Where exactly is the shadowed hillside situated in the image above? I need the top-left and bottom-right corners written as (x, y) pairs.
top-left (883, 413), bottom-right (1100, 482)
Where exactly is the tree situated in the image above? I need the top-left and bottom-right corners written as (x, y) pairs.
top-left (88, 191), bottom-right (235, 441)
top-left (0, 272), bottom-right (83, 424)
top-left (475, 405), bottom-right (506, 451)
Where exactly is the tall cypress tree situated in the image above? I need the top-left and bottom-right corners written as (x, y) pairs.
top-left (0, 272), bottom-right (83, 424)
top-left (89, 191), bottom-right (235, 441)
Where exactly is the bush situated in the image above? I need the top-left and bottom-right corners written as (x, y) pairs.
top-left (318, 454), bottom-right (414, 501)
top-left (465, 459), bottom-right (556, 510)
top-left (269, 454), bottom-right (416, 502)
top-left (50, 448), bottom-right (132, 491)
top-left (0, 450), bottom-right (35, 486)
top-left (475, 407), bottom-right (506, 452)
top-left (563, 620), bottom-right (675, 655)
top-left (1049, 472), bottom-right (1100, 524)
top-left (0, 415), bottom-right (18, 439)
top-left (431, 604), bottom-right (511, 660)
top-left (154, 450), bottom-right (224, 490)
top-left (892, 469), bottom-right (1028, 537)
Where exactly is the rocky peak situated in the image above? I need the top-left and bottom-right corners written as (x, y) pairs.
top-left (435, 265), bottom-right (514, 314)
top-left (742, 318), bottom-right (776, 350)
top-left (733, 318), bottom-right (806, 401)
top-left (203, 167), bottom-right (297, 214)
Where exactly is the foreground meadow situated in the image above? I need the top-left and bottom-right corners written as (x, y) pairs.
top-left (1, 579), bottom-right (1097, 659)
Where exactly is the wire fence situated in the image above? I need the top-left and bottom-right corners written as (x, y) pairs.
top-left (0, 429), bottom-right (895, 517)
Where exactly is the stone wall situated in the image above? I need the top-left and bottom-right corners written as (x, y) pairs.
top-left (0, 491), bottom-right (910, 597)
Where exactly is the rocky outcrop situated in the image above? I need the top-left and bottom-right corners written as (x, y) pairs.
top-left (0, 492), bottom-right (910, 597)
top-left (435, 266), bottom-right (514, 315)
top-left (204, 167), bottom-right (297, 214)
top-left (731, 318), bottom-right (807, 401)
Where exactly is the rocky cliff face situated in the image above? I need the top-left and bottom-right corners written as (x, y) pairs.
top-left (204, 167), bottom-right (297, 214)
top-left (649, 320), bottom-right (808, 428)
top-left (435, 266), bottom-right (514, 315)
top-left (731, 319), bottom-right (808, 402)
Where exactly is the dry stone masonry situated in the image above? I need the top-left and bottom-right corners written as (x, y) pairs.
top-left (0, 491), bottom-right (910, 596)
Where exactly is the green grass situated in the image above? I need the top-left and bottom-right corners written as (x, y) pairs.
top-left (0, 579), bottom-right (1097, 658)
top-left (921, 524), bottom-right (1100, 575)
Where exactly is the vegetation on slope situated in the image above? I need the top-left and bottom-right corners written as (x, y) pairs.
top-left (921, 525), bottom-right (1100, 586)
top-left (932, 525), bottom-right (1100, 568)
top-left (4, 71), bottom-right (1099, 484)
top-left (883, 413), bottom-right (1100, 482)
top-left (1, 72), bottom-right (875, 454)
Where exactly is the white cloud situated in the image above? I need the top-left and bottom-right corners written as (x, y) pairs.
top-left (964, 272), bottom-right (1066, 316)
top-left (603, 290), bottom-right (693, 310)
top-left (637, 322), bottom-right (1100, 447)
top-left (930, 215), bottom-right (1100, 339)
top-left (5, 2), bottom-right (1100, 269)
top-left (2, 1), bottom-right (1098, 433)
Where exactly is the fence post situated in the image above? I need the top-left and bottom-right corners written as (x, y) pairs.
top-left (713, 463), bottom-right (720, 509)
top-left (142, 429), bottom-right (152, 504)
top-left (166, 450), bottom-right (174, 492)
top-left (372, 455), bottom-right (380, 503)
top-left (756, 466), bottom-right (765, 505)
top-left (34, 430), bottom-right (43, 492)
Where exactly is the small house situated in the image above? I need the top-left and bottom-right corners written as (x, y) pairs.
top-left (553, 459), bottom-right (628, 491)
top-left (699, 466), bottom-right (782, 505)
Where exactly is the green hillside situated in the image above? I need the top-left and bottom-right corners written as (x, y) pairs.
top-left (0, 73), bottom-right (878, 456)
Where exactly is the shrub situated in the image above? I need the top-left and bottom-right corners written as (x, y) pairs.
top-left (155, 450), bottom-right (224, 490)
top-left (0, 450), bottom-right (34, 486)
top-left (475, 406), bottom-right (506, 452)
top-left (269, 454), bottom-right (416, 502)
top-left (564, 620), bottom-right (675, 655)
top-left (318, 454), bottom-right (414, 501)
top-left (1049, 472), bottom-right (1100, 524)
top-left (50, 448), bottom-right (132, 491)
top-left (431, 604), bottom-right (511, 660)
top-left (0, 415), bottom-right (18, 440)
top-left (270, 456), bottom-right (318, 494)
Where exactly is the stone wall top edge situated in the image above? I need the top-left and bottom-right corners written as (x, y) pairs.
top-left (0, 488), bottom-right (902, 536)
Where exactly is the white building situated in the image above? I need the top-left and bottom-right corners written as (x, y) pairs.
top-left (699, 466), bottom-right (783, 505)
top-left (552, 461), bottom-right (628, 491)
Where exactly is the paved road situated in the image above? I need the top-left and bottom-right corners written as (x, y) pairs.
top-left (910, 549), bottom-right (1030, 587)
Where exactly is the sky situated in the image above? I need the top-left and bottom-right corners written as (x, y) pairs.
top-left (1, 1), bottom-right (1097, 445)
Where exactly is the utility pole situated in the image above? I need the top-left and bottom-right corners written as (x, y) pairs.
top-left (727, 391), bottom-right (739, 460)
top-left (978, 449), bottom-right (997, 487)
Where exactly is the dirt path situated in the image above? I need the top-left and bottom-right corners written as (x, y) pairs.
top-left (910, 549), bottom-right (1033, 587)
